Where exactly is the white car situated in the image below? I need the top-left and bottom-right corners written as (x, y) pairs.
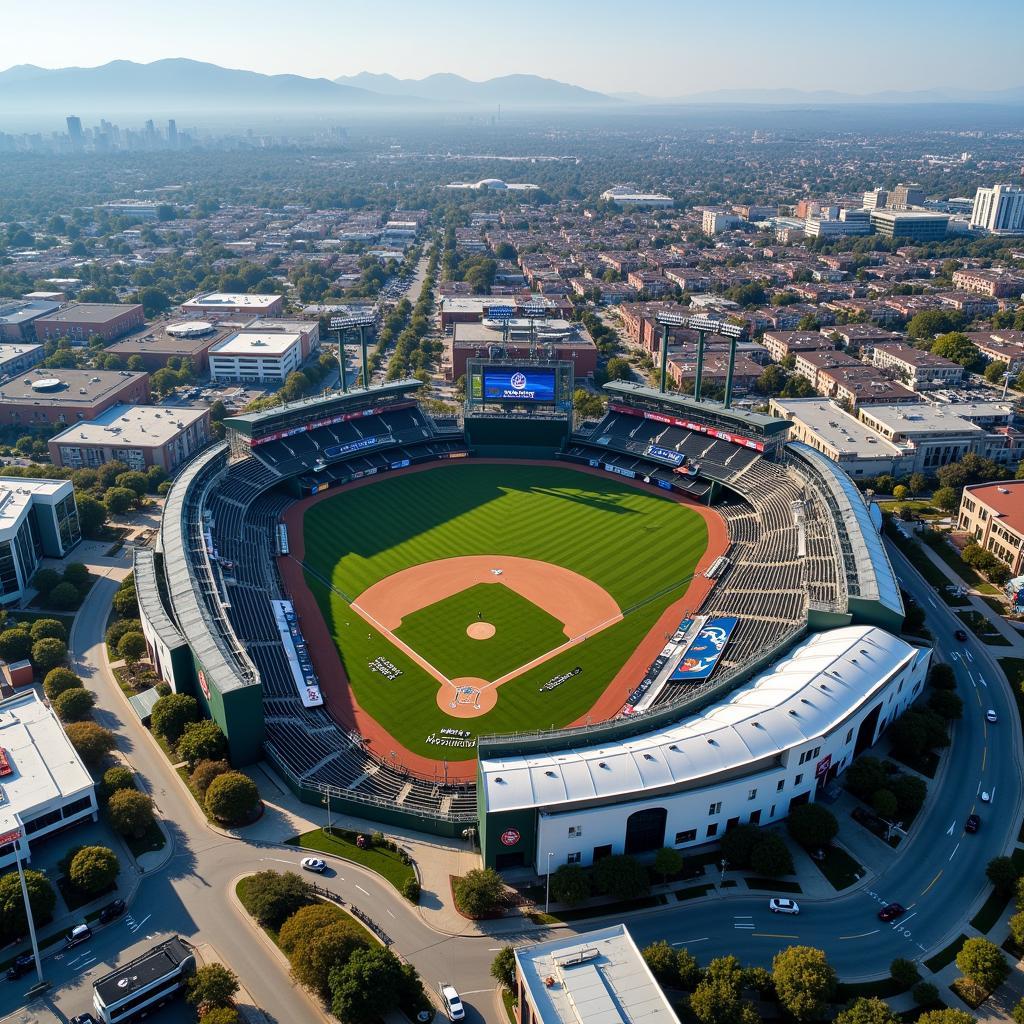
top-left (986, 709), bottom-right (998, 723)
top-left (439, 982), bottom-right (465, 1020)
top-left (301, 857), bottom-right (327, 873)
top-left (980, 791), bottom-right (992, 803)
top-left (769, 898), bottom-right (800, 915)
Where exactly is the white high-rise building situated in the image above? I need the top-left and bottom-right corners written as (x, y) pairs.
top-left (971, 185), bottom-right (1024, 235)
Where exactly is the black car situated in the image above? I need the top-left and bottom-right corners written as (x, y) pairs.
top-left (70, 1015), bottom-right (99, 1024)
top-left (878, 902), bottom-right (906, 922)
top-left (5, 952), bottom-right (34, 980)
top-left (966, 813), bottom-right (981, 833)
top-left (98, 898), bottom-right (126, 924)
top-left (955, 629), bottom-right (969, 642)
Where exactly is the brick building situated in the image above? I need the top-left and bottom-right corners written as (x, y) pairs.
top-left (0, 369), bottom-right (149, 427)
top-left (33, 303), bottom-right (145, 344)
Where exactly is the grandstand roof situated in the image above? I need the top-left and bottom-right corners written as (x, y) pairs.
top-left (223, 379), bottom-right (423, 437)
top-left (479, 626), bottom-right (919, 814)
top-left (788, 442), bottom-right (903, 617)
top-left (603, 381), bottom-right (791, 436)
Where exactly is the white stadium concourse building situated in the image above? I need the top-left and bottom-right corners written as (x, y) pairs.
top-left (479, 626), bottom-right (929, 871)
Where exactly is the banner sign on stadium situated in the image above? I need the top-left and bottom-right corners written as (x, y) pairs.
top-left (657, 479), bottom-right (673, 491)
top-left (539, 666), bottom-right (583, 693)
top-left (621, 618), bottom-right (693, 714)
top-left (250, 401), bottom-right (416, 446)
top-left (604, 463), bottom-right (636, 479)
top-left (815, 754), bottom-right (832, 779)
top-left (483, 367), bottom-right (556, 403)
top-left (487, 305), bottom-right (515, 320)
top-left (439, 451), bottom-right (469, 459)
top-left (669, 617), bottom-right (738, 682)
top-left (610, 403), bottom-right (765, 453)
top-left (271, 600), bottom-right (324, 707)
top-left (645, 444), bottom-right (685, 466)
top-left (323, 436), bottom-right (386, 459)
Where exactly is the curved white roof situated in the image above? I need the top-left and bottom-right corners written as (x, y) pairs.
top-left (166, 320), bottom-right (215, 337)
top-left (480, 625), bottom-right (920, 813)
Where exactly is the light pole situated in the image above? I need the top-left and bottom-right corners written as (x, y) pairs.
top-left (4, 828), bottom-right (44, 986)
top-left (329, 313), bottom-right (376, 391)
top-left (655, 312), bottom-right (747, 405)
top-left (719, 857), bottom-right (729, 890)
top-left (544, 852), bottom-right (554, 914)
top-left (322, 789), bottom-right (333, 835)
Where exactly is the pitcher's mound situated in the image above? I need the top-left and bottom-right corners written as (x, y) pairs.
top-left (467, 621), bottom-right (496, 640)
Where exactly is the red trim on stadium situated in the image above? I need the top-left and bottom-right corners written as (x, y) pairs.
top-left (279, 459), bottom-right (729, 782)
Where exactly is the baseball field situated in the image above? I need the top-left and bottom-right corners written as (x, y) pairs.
top-left (297, 463), bottom-right (711, 761)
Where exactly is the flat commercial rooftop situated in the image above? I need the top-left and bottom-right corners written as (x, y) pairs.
top-left (0, 300), bottom-right (60, 326)
top-left (860, 403), bottom-right (985, 435)
top-left (0, 368), bottom-right (146, 407)
top-left (0, 690), bottom-right (93, 821)
top-left (106, 323), bottom-right (232, 358)
top-left (515, 925), bottom-right (679, 1024)
top-left (184, 293), bottom-right (281, 311)
top-left (35, 302), bottom-right (141, 324)
top-left (49, 403), bottom-right (207, 448)
top-left (772, 398), bottom-right (905, 458)
top-left (210, 331), bottom-right (301, 358)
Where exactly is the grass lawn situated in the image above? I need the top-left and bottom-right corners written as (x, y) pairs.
top-left (501, 988), bottom-right (517, 1023)
top-left (813, 846), bottom-right (865, 890)
top-left (303, 464), bottom-right (708, 757)
top-left (956, 610), bottom-right (1011, 647)
top-left (879, 500), bottom-right (943, 519)
top-left (924, 933), bottom-right (968, 973)
top-left (123, 820), bottom-right (166, 859)
top-left (970, 886), bottom-right (1011, 933)
top-left (395, 582), bottom-right (568, 681)
top-left (285, 827), bottom-right (415, 892)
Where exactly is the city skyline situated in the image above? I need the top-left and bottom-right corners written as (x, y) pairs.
top-left (4, 0), bottom-right (1024, 98)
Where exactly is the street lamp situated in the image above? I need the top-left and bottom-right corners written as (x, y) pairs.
top-left (2, 826), bottom-right (44, 986)
top-left (322, 789), bottom-right (333, 835)
top-left (329, 313), bottom-right (376, 392)
top-left (719, 857), bottom-right (729, 889)
top-left (544, 852), bottom-right (554, 914)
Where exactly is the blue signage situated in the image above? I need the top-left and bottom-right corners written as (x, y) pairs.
top-left (488, 305), bottom-right (515, 320)
top-left (323, 435), bottom-right (385, 459)
top-left (657, 479), bottom-right (673, 491)
top-left (645, 444), bottom-right (684, 466)
top-left (669, 617), bottom-right (738, 682)
top-left (483, 367), bottom-right (556, 402)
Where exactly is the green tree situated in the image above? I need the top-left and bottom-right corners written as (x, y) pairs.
top-left (191, 759), bottom-right (231, 799)
top-left (929, 662), bottom-right (956, 690)
top-left (68, 845), bottom-right (120, 894)
top-left (177, 720), bottom-right (227, 769)
top-left (985, 359), bottom-right (1009, 384)
top-left (955, 936), bottom-right (1009, 991)
top-left (102, 765), bottom-right (135, 794)
top-left (103, 486), bottom-right (137, 514)
top-left (787, 803), bottom-right (838, 848)
top-left (917, 1011), bottom-right (977, 1024)
top-left (64, 721), bottom-right (116, 769)
top-left (107, 788), bottom-right (155, 838)
top-left (105, 617), bottom-right (142, 650)
top-left (491, 946), bottom-right (516, 990)
top-left (240, 871), bottom-right (310, 930)
top-left (0, 869), bottom-right (56, 944)
top-left (114, 471), bottom-right (149, 497)
top-left (654, 846), bottom-right (684, 882)
top-left (151, 692), bottom-right (200, 745)
top-left (286, 913), bottom-right (369, 1001)
top-left (1009, 910), bottom-right (1024, 947)
top-left (47, 582), bottom-right (81, 611)
top-left (549, 864), bottom-right (591, 906)
top-left (592, 854), bottom-right (649, 900)
top-left (677, 947), bottom-right (702, 989)
top-left (986, 857), bottom-right (1019, 895)
top-left (908, 473), bottom-right (928, 495)
top-left (605, 356), bottom-right (632, 381)
top-left (29, 617), bottom-right (66, 643)
top-left (750, 833), bottom-right (794, 876)
top-left (1014, 998), bottom-right (1024, 1024)
top-left (31, 568), bottom-right (61, 597)
top-left (328, 945), bottom-right (405, 1024)
top-left (643, 940), bottom-right (681, 987)
top-left (118, 631), bottom-right (147, 673)
top-left (913, 981), bottom-right (940, 1006)
top-left (890, 957), bottom-right (921, 987)
top-left (0, 627), bottom-right (31, 661)
top-left (453, 867), bottom-right (505, 918)
top-left (932, 486), bottom-right (960, 512)
top-left (928, 689), bottom-right (963, 720)
top-left (62, 563), bottom-right (90, 589)
top-left (835, 997), bottom-right (899, 1024)
top-left (205, 771), bottom-right (259, 824)
top-left (907, 309), bottom-right (964, 341)
top-left (689, 956), bottom-right (759, 1024)
top-left (720, 823), bottom-right (760, 868)
top-left (53, 686), bottom-right (96, 722)
top-left (891, 774), bottom-right (927, 818)
top-left (43, 666), bottom-right (83, 700)
top-left (930, 332), bottom-right (980, 368)
top-left (772, 945), bottom-right (836, 1021)
top-left (76, 494), bottom-right (107, 537)
top-left (872, 788), bottom-right (898, 819)
top-left (892, 484), bottom-right (909, 501)
top-left (187, 963), bottom-right (239, 1012)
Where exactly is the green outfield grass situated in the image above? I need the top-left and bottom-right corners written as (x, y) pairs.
top-left (394, 582), bottom-right (569, 681)
top-left (302, 463), bottom-right (708, 758)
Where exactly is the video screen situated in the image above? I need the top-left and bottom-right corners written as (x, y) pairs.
top-left (482, 367), bottom-right (556, 402)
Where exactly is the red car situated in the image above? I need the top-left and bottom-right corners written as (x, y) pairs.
top-left (878, 902), bottom-right (906, 922)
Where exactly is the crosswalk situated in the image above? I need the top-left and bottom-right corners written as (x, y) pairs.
top-left (734, 915), bottom-right (754, 930)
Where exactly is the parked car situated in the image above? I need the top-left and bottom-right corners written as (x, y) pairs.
top-left (5, 953), bottom-right (34, 980)
top-left (985, 709), bottom-right (998, 723)
top-left (980, 791), bottom-right (992, 803)
top-left (955, 629), bottom-right (968, 642)
top-left (70, 1015), bottom-right (99, 1024)
top-left (99, 898), bottom-right (126, 924)
top-left (965, 814), bottom-right (981, 833)
top-left (64, 924), bottom-right (92, 948)
top-left (438, 982), bottom-right (465, 1020)
top-left (878, 902), bottom-right (906, 922)
top-left (301, 857), bottom-right (326, 873)
top-left (769, 898), bottom-right (800, 915)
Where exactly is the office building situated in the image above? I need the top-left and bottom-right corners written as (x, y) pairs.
top-left (702, 210), bottom-right (742, 235)
top-left (0, 343), bottom-right (44, 377)
top-left (0, 299), bottom-right (62, 343)
top-left (512, 925), bottom-right (680, 1024)
top-left (180, 292), bottom-right (284, 318)
top-left (970, 185), bottom-right (1024, 235)
top-left (863, 189), bottom-right (889, 210)
top-left (104, 320), bottom-right (232, 374)
top-left (601, 186), bottom-right (674, 208)
top-left (869, 210), bottom-right (949, 241)
top-left (66, 115), bottom-right (83, 146)
top-left (887, 184), bottom-right (925, 209)
top-left (49, 403), bottom-right (211, 473)
top-left (33, 302), bottom-right (145, 344)
top-left (0, 690), bottom-right (97, 870)
top-left (0, 368), bottom-right (149, 427)
top-left (804, 208), bottom-right (872, 238)
top-left (0, 477), bottom-right (81, 590)
top-left (208, 330), bottom-right (304, 382)
top-left (958, 481), bottom-right (1024, 575)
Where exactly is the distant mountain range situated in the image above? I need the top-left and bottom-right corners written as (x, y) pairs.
top-left (333, 71), bottom-right (612, 106)
top-left (1, 60), bottom-right (1021, 120)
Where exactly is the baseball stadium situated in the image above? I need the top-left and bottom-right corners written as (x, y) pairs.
top-left (140, 327), bottom-right (923, 872)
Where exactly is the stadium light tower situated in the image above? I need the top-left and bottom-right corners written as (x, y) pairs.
top-left (329, 313), bottom-right (376, 392)
top-left (655, 312), bottom-right (747, 405)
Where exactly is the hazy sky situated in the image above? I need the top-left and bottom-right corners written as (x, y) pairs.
top-left (3, 0), bottom-right (1022, 96)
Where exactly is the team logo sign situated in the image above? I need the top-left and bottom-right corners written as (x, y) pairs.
top-left (500, 829), bottom-right (521, 847)
top-left (198, 669), bottom-right (210, 699)
top-left (510, 372), bottom-right (527, 390)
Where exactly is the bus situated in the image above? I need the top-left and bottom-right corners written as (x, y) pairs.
top-left (92, 937), bottom-right (195, 1023)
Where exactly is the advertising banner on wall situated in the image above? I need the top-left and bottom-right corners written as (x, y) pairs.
top-left (669, 617), bottom-right (738, 682)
